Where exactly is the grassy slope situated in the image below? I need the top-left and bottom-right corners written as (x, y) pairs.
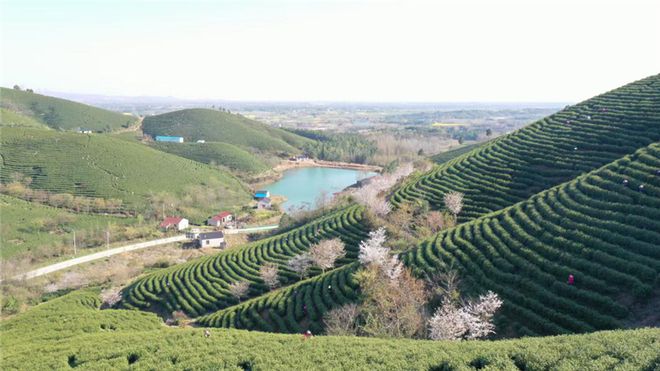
top-left (198, 143), bottom-right (660, 337)
top-left (142, 108), bottom-right (312, 153)
top-left (151, 142), bottom-right (269, 174)
top-left (0, 128), bottom-right (251, 209)
top-left (2, 290), bottom-right (658, 370)
top-left (393, 73), bottom-right (660, 222)
top-left (0, 194), bottom-right (140, 260)
top-left (0, 87), bottom-right (137, 132)
top-left (0, 108), bottom-right (48, 129)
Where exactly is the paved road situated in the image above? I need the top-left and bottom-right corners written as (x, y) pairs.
top-left (224, 225), bottom-right (279, 234)
top-left (12, 235), bottom-right (187, 281)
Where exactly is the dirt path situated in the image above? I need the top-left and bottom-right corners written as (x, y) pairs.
top-left (10, 235), bottom-right (187, 281)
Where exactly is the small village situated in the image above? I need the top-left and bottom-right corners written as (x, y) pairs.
top-left (157, 189), bottom-right (273, 250)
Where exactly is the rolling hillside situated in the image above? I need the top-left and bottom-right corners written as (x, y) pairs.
top-left (0, 87), bottom-right (138, 132)
top-left (142, 108), bottom-right (312, 153)
top-left (2, 289), bottom-right (659, 370)
top-left (197, 143), bottom-right (659, 336)
top-left (121, 205), bottom-right (369, 317)
top-left (0, 194), bottom-right (139, 260)
top-left (0, 128), bottom-right (250, 212)
top-left (393, 74), bottom-right (660, 221)
top-left (0, 108), bottom-right (49, 129)
top-left (151, 142), bottom-right (270, 175)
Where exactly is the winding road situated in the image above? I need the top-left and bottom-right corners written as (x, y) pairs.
top-left (12, 235), bottom-right (187, 281)
top-left (10, 224), bottom-right (280, 281)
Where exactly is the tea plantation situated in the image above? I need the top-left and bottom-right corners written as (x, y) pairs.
top-left (393, 73), bottom-right (660, 222)
top-left (0, 87), bottom-right (137, 132)
top-left (0, 128), bottom-right (251, 209)
top-left (2, 289), bottom-right (659, 370)
top-left (142, 108), bottom-right (313, 153)
top-left (121, 205), bottom-right (369, 317)
top-left (197, 143), bottom-right (659, 336)
top-left (151, 141), bottom-right (269, 175)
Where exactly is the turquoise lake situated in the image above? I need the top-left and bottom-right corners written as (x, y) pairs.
top-left (264, 167), bottom-right (376, 212)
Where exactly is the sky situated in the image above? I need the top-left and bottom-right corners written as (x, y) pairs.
top-left (1, 0), bottom-right (659, 102)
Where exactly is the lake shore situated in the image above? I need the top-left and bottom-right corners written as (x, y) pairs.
top-left (250, 159), bottom-right (382, 188)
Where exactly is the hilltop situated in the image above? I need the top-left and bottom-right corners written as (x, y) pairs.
top-left (393, 73), bottom-right (660, 221)
top-left (0, 128), bottom-right (251, 218)
top-left (143, 108), bottom-right (312, 154)
top-left (0, 87), bottom-right (138, 132)
top-left (2, 289), bottom-right (658, 370)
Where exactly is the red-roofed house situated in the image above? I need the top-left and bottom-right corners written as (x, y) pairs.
top-left (160, 216), bottom-right (189, 231)
top-left (207, 211), bottom-right (233, 227)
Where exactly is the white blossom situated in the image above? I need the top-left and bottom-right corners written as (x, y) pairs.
top-left (428, 291), bottom-right (502, 340)
top-left (443, 191), bottom-right (464, 217)
top-left (358, 227), bottom-right (389, 266)
top-left (259, 262), bottom-right (280, 289)
top-left (309, 238), bottom-right (346, 272)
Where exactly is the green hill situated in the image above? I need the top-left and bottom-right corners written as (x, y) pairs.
top-left (151, 141), bottom-right (270, 175)
top-left (392, 74), bottom-right (660, 221)
top-left (2, 289), bottom-right (659, 370)
top-left (197, 142), bottom-right (659, 336)
top-left (121, 205), bottom-right (369, 317)
top-left (0, 128), bottom-right (251, 216)
top-left (142, 108), bottom-right (312, 153)
top-left (0, 87), bottom-right (138, 132)
top-left (0, 108), bottom-right (49, 129)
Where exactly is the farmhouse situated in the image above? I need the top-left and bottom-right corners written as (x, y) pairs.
top-left (159, 216), bottom-right (189, 231)
top-left (255, 190), bottom-right (270, 199)
top-left (257, 197), bottom-right (272, 210)
top-left (77, 128), bottom-right (93, 134)
top-left (207, 211), bottom-right (233, 227)
top-left (155, 135), bottom-right (184, 143)
top-left (197, 231), bottom-right (225, 248)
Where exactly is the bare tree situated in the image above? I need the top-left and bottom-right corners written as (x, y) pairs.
top-left (324, 304), bottom-right (361, 336)
top-left (309, 238), bottom-right (346, 273)
top-left (288, 253), bottom-right (314, 280)
top-left (428, 291), bottom-right (502, 340)
top-left (228, 281), bottom-right (250, 303)
top-left (443, 191), bottom-right (464, 218)
top-left (259, 262), bottom-right (280, 289)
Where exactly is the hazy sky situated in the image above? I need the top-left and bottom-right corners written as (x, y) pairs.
top-left (1, 0), bottom-right (658, 102)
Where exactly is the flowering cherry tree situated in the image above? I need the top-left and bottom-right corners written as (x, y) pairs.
top-left (428, 290), bottom-right (502, 340)
top-left (259, 262), bottom-right (280, 289)
top-left (309, 238), bottom-right (346, 272)
top-left (443, 191), bottom-right (464, 218)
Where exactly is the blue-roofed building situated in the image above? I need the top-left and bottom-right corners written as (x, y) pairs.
top-left (254, 190), bottom-right (270, 199)
top-left (155, 135), bottom-right (184, 143)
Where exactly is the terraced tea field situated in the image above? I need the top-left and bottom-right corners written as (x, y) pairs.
top-left (4, 289), bottom-right (658, 370)
top-left (121, 205), bottom-right (369, 317)
top-left (393, 74), bottom-right (660, 221)
top-left (198, 143), bottom-right (660, 336)
top-left (0, 128), bottom-right (250, 209)
top-left (143, 108), bottom-right (312, 153)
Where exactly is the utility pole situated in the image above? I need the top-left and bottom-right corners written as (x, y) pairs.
top-left (73, 230), bottom-right (77, 256)
top-left (162, 203), bottom-right (165, 219)
top-left (106, 222), bottom-right (110, 250)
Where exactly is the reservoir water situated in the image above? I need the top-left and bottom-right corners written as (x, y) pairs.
top-left (264, 167), bottom-right (376, 212)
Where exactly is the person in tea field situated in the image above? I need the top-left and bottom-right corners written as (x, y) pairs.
top-left (567, 274), bottom-right (575, 285)
top-left (303, 330), bottom-right (313, 340)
